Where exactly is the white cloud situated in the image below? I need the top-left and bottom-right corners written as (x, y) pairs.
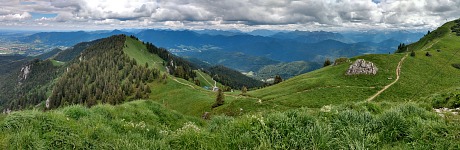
top-left (0, 0), bottom-right (460, 31)
top-left (0, 12), bottom-right (31, 21)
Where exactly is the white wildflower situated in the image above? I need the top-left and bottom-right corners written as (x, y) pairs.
top-left (321, 105), bottom-right (332, 112)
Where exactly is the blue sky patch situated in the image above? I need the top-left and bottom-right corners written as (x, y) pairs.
top-left (372, 0), bottom-right (381, 4)
top-left (20, 1), bottom-right (37, 5)
top-left (30, 12), bottom-right (58, 20)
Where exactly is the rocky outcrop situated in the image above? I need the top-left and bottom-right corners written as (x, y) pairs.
top-left (18, 64), bottom-right (32, 84)
top-left (19, 65), bottom-right (31, 80)
top-left (346, 59), bottom-right (378, 75)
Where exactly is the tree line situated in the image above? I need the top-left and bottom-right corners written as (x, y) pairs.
top-left (142, 38), bottom-right (197, 80)
top-left (49, 35), bottom-right (158, 108)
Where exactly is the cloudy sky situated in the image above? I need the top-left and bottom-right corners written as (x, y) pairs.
top-left (0, 0), bottom-right (459, 31)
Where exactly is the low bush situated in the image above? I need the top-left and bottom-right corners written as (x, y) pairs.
top-left (430, 91), bottom-right (460, 108)
top-left (334, 57), bottom-right (349, 65)
top-left (452, 63), bottom-right (460, 69)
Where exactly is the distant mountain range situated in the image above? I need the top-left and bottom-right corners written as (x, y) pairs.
top-left (17, 29), bottom-right (424, 78)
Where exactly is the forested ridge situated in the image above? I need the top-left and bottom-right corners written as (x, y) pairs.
top-left (1, 59), bottom-right (63, 110)
top-left (207, 65), bottom-right (265, 89)
top-left (1, 34), bottom-right (268, 110)
top-left (141, 35), bottom-right (266, 90)
top-left (53, 40), bottom-right (101, 62)
top-left (49, 35), bottom-right (158, 108)
top-left (142, 37), bottom-right (197, 80)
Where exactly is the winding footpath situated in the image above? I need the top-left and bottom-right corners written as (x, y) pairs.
top-left (367, 54), bottom-right (408, 101)
top-left (172, 77), bottom-right (196, 89)
top-left (171, 76), bottom-right (260, 101)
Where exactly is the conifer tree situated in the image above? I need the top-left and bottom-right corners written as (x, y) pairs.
top-left (212, 89), bottom-right (225, 108)
top-left (323, 58), bottom-right (332, 67)
top-left (274, 75), bottom-right (283, 84)
top-left (242, 86), bottom-right (248, 95)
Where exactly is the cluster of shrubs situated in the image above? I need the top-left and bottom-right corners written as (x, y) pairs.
top-left (431, 91), bottom-right (460, 108)
top-left (451, 19), bottom-right (460, 36)
top-left (333, 57), bottom-right (349, 65)
top-left (453, 63), bottom-right (460, 69)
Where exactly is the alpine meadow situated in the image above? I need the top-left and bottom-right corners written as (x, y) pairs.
top-left (1, 0), bottom-right (460, 149)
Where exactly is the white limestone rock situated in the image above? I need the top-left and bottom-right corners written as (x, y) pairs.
top-left (346, 59), bottom-right (378, 75)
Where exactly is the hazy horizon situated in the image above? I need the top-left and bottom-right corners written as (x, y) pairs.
top-left (1, 0), bottom-right (459, 32)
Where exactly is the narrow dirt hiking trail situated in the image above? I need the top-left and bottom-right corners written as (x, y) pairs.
top-left (367, 54), bottom-right (408, 101)
top-left (172, 77), bottom-right (196, 89)
top-left (171, 76), bottom-right (260, 101)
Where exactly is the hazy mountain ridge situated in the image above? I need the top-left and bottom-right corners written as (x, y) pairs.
top-left (19, 29), bottom-right (425, 61)
top-left (15, 29), bottom-right (424, 80)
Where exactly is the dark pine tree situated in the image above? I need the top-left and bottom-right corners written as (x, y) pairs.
top-left (241, 86), bottom-right (248, 95)
top-left (323, 58), bottom-right (332, 67)
top-left (273, 75), bottom-right (283, 84)
top-left (212, 89), bottom-right (225, 108)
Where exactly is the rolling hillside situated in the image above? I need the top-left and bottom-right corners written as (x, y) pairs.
top-left (0, 20), bottom-right (459, 149)
top-left (219, 19), bottom-right (460, 112)
top-left (170, 19), bottom-right (459, 116)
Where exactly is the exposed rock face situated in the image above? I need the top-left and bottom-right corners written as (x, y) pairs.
top-left (20, 65), bottom-right (31, 80)
top-left (18, 64), bottom-right (32, 84)
top-left (346, 59), bottom-right (378, 75)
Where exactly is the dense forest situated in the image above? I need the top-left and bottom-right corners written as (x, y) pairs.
top-left (207, 65), bottom-right (265, 89)
top-left (0, 55), bottom-right (28, 75)
top-left (49, 35), bottom-right (158, 108)
top-left (1, 59), bottom-right (63, 110)
top-left (142, 36), bottom-right (197, 80)
top-left (53, 40), bottom-right (100, 62)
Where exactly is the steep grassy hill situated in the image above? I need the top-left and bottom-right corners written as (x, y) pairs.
top-left (124, 37), bottom-right (166, 72)
top-left (397, 20), bottom-right (455, 53)
top-left (211, 19), bottom-right (460, 113)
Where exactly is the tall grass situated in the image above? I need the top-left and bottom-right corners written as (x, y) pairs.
top-left (0, 101), bottom-right (458, 149)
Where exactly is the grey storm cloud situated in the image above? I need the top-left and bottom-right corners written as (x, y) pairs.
top-left (0, 0), bottom-right (459, 30)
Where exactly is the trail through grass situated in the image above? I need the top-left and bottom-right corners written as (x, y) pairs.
top-left (367, 53), bottom-right (408, 101)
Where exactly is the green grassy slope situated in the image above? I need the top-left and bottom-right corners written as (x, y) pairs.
top-left (50, 59), bottom-right (64, 67)
top-left (1, 100), bottom-right (459, 149)
top-left (146, 76), bottom-right (266, 116)
top-left (194, 70), bottom-right (223, 88)
top-left (120, 20), bottom-right (460, 115)
top-left (122, 37), bottom-right (257, 116)
top-left (218, 20), bottom-right (460, 112)
top-left (0, 100), bottom-right (202, 149)
top-left (245, 54), bottom-right (403, 108)
top-left (405, 21), bottom-right (454, 52)
top-left (2, 20), bottom-right (460, 148)
top-left (124, 37), bottom-right (166, 71)
top-left (375, 28), bottom-right (460, 102)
